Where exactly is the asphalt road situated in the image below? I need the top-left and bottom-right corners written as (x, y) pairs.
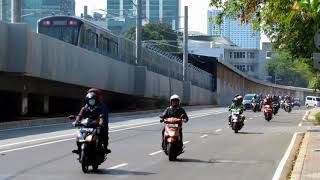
top-left (0, 107), bottom-right (307, 180)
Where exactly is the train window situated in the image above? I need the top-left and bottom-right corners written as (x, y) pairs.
top-left (100, 36), bottom-right (110, 53)
top-left (85, 30), bottom-right (98, 49)
top-left (38, 26), bottom-right (79, 45)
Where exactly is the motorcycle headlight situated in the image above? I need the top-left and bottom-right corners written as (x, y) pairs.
top-left (168, 131), bottom-right (175, 136)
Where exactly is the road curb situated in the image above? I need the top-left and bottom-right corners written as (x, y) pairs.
top-left (290, 132), bottom-right (310, 180)
top-left (273, 132), bottom-right (305, 180)
top-left (0, 105), bottom-right (218, 131)
top-left (302, 110), bottom-right (310, 121)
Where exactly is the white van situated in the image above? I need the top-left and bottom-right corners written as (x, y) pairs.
top-left (305, 96), bottom-right (320, 107)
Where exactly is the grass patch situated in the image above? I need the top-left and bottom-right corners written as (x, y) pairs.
top-left (315, 112), bottom-right (320, 125)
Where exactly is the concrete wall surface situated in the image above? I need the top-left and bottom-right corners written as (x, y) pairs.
top-left (216, 61), bottom-right (316, 105)
top-left (0, 22), bottom-right (216, 106)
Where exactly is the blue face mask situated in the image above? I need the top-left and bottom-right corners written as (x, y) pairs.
top-left (88, 99), bottom-right (96, 106)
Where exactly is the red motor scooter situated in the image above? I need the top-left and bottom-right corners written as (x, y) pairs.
top-left (264, 105), bottom-right (273, 122)
top-left (161, 116), bottom-right (186, 161)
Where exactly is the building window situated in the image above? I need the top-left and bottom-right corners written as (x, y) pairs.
top-left (250, 65), bottom-right (254, 72)
top-left (230, 52), bottom-right (232, 58)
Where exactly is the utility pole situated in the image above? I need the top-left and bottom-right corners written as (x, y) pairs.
top-left (135, 0), bottom-right (142, 65)
top-left (11, 0), bottom-right (21, 23)
top-left (183, 6), bottom-right (188, 81)
top-left (84, 5), bottom-right (88, 19)
top-left (1, 0), bottom-right (6, 21)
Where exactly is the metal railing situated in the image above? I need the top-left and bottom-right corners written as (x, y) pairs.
top-left (115, 36), bottom-right (214, 90)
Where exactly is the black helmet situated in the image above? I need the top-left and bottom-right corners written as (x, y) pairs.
top-left (85, 92), bottom-right (98, 107)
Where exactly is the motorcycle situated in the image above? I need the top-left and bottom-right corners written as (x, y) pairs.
top-left (69, 116), bottom-right (107, 173)
top-left (273, 103), bottom-right (279, 115)
top-left (161, 117), bottom-right (186, 161)
top-left (280, 100), bottom-right (285, 109)
top-left (284, 101), bottom-right (292, 113)
top-left (230, 108), bottom-right (244, 133)
top-left (264, 105), bottom-right (273, 121)
top-left (251, 100), bottom-right (258, 112)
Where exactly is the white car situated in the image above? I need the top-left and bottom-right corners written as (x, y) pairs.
top-left (305, 96), bottom-right (320, 108)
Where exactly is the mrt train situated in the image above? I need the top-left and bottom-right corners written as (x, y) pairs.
top-left (37, 16), bottom-right (119, 58)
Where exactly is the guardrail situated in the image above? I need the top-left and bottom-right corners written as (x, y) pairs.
top-left (116, 37), bottom-right (214, 91)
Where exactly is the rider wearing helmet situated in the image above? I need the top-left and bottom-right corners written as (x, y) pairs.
top-left (160, 94), bottom-right (189, 150)
top-left (228, 96), bottom-right (245, 125)
top-left (87, 88), bottom-right (110, 154)
top-left (263, 95), bottom-right (273, 106)
top-left (74, 90), bottom-right (111, 155)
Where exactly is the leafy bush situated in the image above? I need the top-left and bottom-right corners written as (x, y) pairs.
top-left (315, 112), bottom-right (320, 125)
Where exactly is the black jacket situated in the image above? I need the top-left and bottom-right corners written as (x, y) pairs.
top-left (162, 106), bottom-right (189, 122)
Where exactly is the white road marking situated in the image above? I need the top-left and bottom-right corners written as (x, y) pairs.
top-left (183, 141), bottom-right (190, 145)
top-left (0, 138), bottom-right (74, 154)
top-left (0, 133), bottom-right (74, 148)
top-left (215, 129), bottom-right (222, 133)
top-left (298, 122), bottom-right (302, 127)
top-left (108, 163), bottom-right (128, 170)
top-left (0, 111), bottom-right (224, 153)
top-left (249, 118), bottom-right (253, 120)
top-left (272, 132), bottom-right (300, 180)
top-left (200, 134), bottom-right (208, 138)
top-left (149, 150), bottom-right (163, 156)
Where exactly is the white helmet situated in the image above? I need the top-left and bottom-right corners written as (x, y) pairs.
top-left (170, 94), bottom-right (180, 103)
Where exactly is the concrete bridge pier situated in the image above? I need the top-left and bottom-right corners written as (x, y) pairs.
top-left (21, 92), bottom-right (28, 116)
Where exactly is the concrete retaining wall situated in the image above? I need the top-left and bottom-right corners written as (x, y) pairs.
top-left (0, 21), bottom-right (216, 109)
top-left (216, 62), bottom-right (316, 105)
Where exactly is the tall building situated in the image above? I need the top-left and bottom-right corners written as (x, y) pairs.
top-left (207, 9), bottom-right (260, 49)
top-left (106, 0), bottom-right (179, 33)
top-left (188, 35), bottom-right (267, 80)
top-left (0, 0), bottom-right (75, 31)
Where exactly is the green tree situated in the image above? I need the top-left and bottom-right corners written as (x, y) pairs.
top-left (124, 23), bottom-right (181, 53)
top-left (265, 51), bottom-right (310, 87)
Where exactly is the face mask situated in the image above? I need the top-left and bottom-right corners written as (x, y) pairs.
top-left (88, 99), bottom-right (96, 106)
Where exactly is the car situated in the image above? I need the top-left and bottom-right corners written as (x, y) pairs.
top-left (293, 98), bottom-right (301, 107)
top-left (305, 96), bottom-right (320, 108)
top-left (243, 94), bottom-right (257, 110)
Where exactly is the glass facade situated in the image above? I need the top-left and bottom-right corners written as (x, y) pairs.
top-left (207, 9), bottom-right (260, 49)
top-left (106, 0), bottom-right (179, 33)
top-left (0, 0), bottom-right (75, 31)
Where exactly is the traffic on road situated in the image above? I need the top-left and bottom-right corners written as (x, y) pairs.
top-left (0, 89), bottom-right (308, 180)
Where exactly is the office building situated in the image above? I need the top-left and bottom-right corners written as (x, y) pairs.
top-left (207, 9), bottom-right (260, 49)
top-left (189, 35), bottom-right (267, 80)
top-left (106, 0), bottom-right (179, 33)
top-left (0, 0), bottom-right (75, 31)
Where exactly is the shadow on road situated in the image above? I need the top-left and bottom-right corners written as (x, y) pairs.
top-left (176, 158), bottom-right (214, 164)
top-left (95, 169), bottom-right (155, 176)
top-left (237, 132), bottom-right (264, 135)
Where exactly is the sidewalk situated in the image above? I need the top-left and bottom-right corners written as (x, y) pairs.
top-left (291, 108), bottom-right (320, 180)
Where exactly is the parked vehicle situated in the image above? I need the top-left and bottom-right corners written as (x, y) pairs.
top-left (305, 96), bottom-right (320, 108)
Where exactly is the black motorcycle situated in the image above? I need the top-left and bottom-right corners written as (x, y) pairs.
top-left (284, 101), bottom-right (292, 113)
top-left (70, 116), bottom-right (107, 173)
top-left (273, 103), bottom-right (280, 115)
